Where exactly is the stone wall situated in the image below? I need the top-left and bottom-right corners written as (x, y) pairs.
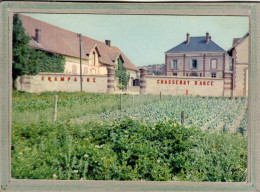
top-left (144, 76), bottom-right (225, 97)
top-left (17, 73), bottom-right (107, 93)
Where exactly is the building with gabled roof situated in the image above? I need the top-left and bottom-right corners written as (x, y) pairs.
top-left (165, 32), bottom-right (230, 78)
top-left (19, 14), bottom-right (138, 88)
top-left (228, 32), bottom-right (249, 97)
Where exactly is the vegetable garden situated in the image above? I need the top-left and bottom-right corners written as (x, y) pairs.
top-left (12, 91), bottom-right (248, 181)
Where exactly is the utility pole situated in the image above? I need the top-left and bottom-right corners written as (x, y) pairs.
top-left (77, 33), bottom-right (83, 92)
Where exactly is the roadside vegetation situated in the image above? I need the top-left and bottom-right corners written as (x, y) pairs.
top-left (12, 91), bottom-right (248, 181)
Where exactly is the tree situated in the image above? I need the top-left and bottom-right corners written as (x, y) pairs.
top-left (12, 14), bottom-right (65, 90)
top-left (115, 57), bottom-right (130, 90)
top-left (12, 14), bottom-right (33, 89)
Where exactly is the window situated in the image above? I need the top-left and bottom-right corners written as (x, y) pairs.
top-left (211, 59), bottom-right (217, 69)
top-left (170, 60), bottom-right (178, 69)
top-left (186, 73), bottom-right (189, 76)
top-left (93, 52), bottom-right (96, 66)
top-left (173, 73), bottom-right (177, 76)
top-left (211, 73), bottom-right (216, 78)
top-left (200, 73), bottom-right (202, 77)
top-left (173, 60), bottom-right (178, 69)
top-left (192, 60), bottom-right (198, 69)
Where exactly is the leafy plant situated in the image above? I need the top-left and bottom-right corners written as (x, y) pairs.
top-left (115, 57), bottom-right (130, 90)
top-left (11, 118), bottom-right (247, 181)
top-left (12, 92), bottom-right (248, 181)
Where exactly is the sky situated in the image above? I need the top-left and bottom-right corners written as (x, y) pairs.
top-left (25, 13), bottom-right (249, 67)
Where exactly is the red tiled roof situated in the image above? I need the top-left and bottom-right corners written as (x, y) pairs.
top-left (19, 14), bottom-right (138, 71)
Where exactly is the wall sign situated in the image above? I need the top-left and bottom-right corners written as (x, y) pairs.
top-left (41, 76), bottom-right (96, 83)
top-left (157, 79), bottom-right (214, 86)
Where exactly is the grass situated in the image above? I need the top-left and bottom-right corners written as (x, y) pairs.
top-left (12, 91), bottom-right (161, 124)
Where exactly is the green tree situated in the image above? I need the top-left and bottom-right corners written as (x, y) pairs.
top-left (12, 14), bottom-right (65, 90)
top-left (12, 14), bottom-right (34, 89)
top-left (115, 57), bottom-right (130, 90)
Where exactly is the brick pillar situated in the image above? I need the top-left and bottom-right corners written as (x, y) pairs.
top-left (107, 66), bottom-right (114, 94)
top-left (140, 68), bottom-right (147, 94)
top-left (223, 72), bottom-right (233, 97)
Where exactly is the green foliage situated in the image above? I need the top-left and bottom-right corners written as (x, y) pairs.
top-left (12, 92), bottom-right (248, 181)
top-left (11, 118), bottom-right (247, 181)
top-left (115, 57), bottom-right (130, 90)
top-left (37, 52), bottom-right (65, 73)
top-left (91, 96), bottom-right (248, 132)
top-left (181, 131), bottom-right (247, 182)
top-left (12, 14), bottom-right (34, 86)
top-left (12, 14), bottom-right (65, 89)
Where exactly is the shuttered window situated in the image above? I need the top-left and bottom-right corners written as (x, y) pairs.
top-left (211, 59), bottom-right (217, 69)
top-left (170, 60), bottom-right (178, 69)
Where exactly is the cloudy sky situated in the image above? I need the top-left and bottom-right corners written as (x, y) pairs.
top-left (25, 13), bottom-right (249, 67)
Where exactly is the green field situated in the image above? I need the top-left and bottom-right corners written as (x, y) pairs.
top-left (12, 91), bottom-right (248, 181)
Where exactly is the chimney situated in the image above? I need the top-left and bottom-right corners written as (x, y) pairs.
top-left (206, 32), bottom-right (209, 44)
top-left (35, 28), bottom-right (41, 43)
top-left (186, 33), bottom-right (190, 45)
top-left (105, 40), bottom-right (111, 47)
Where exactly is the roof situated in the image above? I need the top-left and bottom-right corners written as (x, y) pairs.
top-left (227, 32), bottom-right (249, 55)
top-left (232, 38), bottom-right (241, 46)
top-left (19, 14), bottom-right (138, 71)
top-left (165, 36), bottom-right (226, 53)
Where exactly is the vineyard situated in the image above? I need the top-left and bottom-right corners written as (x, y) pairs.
top-left (12, 91), bottom-right (248, 181)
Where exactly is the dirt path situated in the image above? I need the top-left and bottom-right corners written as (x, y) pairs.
top-left (229, 100), bottom-right (248, 133)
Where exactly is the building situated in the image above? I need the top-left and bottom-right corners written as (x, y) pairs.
top-left (141, 64), bottom-right (165, 76)
top-left (19, 14), bottom-right (138, 88)
top-left (228, 32), bottom-right (249, 97)
top-left (165, 32), bottom-right (230, 78)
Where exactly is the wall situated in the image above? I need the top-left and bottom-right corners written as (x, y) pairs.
top-left (232, 36), bottom-right (249, 97)
top-left (64, 56), bottom-right (88, 74)
top-left (127, 69), bottom-right (138, 87)
top-left (64, 54), bottom-right (107, 76)
top-left (145, 76), bottom-right (224, 97)
top-left (17, 73), bottom-right (107, 93)
top-left (235, 36), bottom-right (249, 64)
top-left (233, 64), bottom-right (248, 97)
